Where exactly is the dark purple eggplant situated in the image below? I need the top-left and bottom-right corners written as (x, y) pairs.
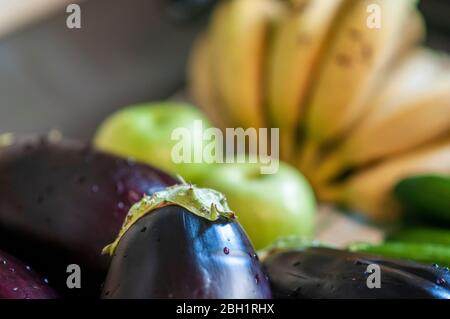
top-left (0, 135), bottom-right (177, 296)
top-left (263, 247), bottom-right (450, 299)
top-left (101, 184), bottom-right (271, 299)
top-left (0, 248), bottom-right (58, 299)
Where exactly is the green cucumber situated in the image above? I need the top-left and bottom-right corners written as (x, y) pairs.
top-left (349, 242), bottom-right (450, 267)
top-left (389, 227), bottom-right (450, 246)
top-left (394, 175), bottom-right (450, 224)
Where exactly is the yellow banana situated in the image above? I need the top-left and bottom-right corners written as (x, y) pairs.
top-left (398, 9), bottom-right (426, 54)
top-left (296, 0), bottom-right (418, 182)
top-left (209, 0), bottom-right (286, 129)
top-left (188, 33), bottom-right (230, 130)
top-left (304, 0), bottom-right (417, 144)
top-left (319, 137), bottom-right (450, 221)
top-left (267, 0), bottom-right (345, 161)
top-left (316, 49), bottom-right (450, 182)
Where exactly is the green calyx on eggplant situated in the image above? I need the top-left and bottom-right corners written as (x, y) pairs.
top-left (263, 247), bottom-right (450, 299)
top-left (0, 134), bottom-right (177, 297)
top-left (0, 248), bottom-right (58, 299)
top-left (101, 184), bottom-right (272, 299)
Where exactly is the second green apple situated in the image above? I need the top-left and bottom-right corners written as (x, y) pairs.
top-left (197, 162), bottom-right (316, 249)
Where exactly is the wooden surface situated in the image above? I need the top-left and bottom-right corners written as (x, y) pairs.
top-left (315, 206), bottom-right (384, 247)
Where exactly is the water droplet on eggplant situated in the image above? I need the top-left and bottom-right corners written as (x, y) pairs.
top-left (126, 158), bottom-right (136, 166)
top-left (254, 274), bottom-right (260, 285)
top-left (436, 278), bottom-right (446, 285)
top-left (117, 202), bottom-right (125, 210)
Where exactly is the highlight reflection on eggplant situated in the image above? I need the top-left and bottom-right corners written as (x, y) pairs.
top-left (263, 247), bottom-right (450, 299)
top-left (0, 135), bottom-right (177, 296)
top-left (0, 248), bottom-right (58, 299)
top-left (101, 184), bottom-right (271, 299)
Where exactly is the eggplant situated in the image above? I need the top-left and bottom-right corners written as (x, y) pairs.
top-left (0, 135), bottom-right (177, 296)
top-left (101, 184), bottom-right (271, 299)
top-left (0, 248), bottom-right (58, 299)
top-left (263, 247), bottom-right (450, 299)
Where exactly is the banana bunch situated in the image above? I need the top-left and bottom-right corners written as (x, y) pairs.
top-left (188, 0), bottom-right (450, 220)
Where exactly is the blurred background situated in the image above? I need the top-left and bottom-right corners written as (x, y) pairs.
top-left (0, 0), bottom-right (448, 140)
top-left (0, 0), bottom-right (214, 139)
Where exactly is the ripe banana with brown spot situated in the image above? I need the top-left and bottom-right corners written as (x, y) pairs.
top-left (303, 0), bottom-right (418, 147)
top-left (316, 49), bottom-right (450, 182)
top-left (267, 0), bottom-right (345, 161)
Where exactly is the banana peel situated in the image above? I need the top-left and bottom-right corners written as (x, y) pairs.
top-left (319, 136), bottom-right (450, 221)
top-left (209, 0), bottom-right (286, 130)
top-left (188, 33), bottom-right (233, 130)
top-left (267, 0), bottom-right (345, 161)
top-left (316, 49), bottom-right (450, 182)
top-left (304, 0), bottom-right (417, 144)
top-left (296, 0), bottom-right (419, 182)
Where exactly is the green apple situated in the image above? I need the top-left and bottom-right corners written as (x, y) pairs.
top-left (199, 162), bottom-right (316, 250)
top-left (94, 102), bottom-right (214, 182)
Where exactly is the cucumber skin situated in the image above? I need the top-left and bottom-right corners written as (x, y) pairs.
top-left (394, 175), bottom-right (450, 224)
top-left (389, 227), bottom-right (450, 246)
top-left (349, 242), bottom-right (450, 267)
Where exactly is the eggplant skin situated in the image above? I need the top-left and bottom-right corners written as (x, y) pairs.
top-left (263, 247), bottom-right (450, 299)
top-left (0, 249), bottom-right (58, 299)
top-left (0, 136), bottom-right (177, 296)
top-left (102, 205), bottom-right (272, 299)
